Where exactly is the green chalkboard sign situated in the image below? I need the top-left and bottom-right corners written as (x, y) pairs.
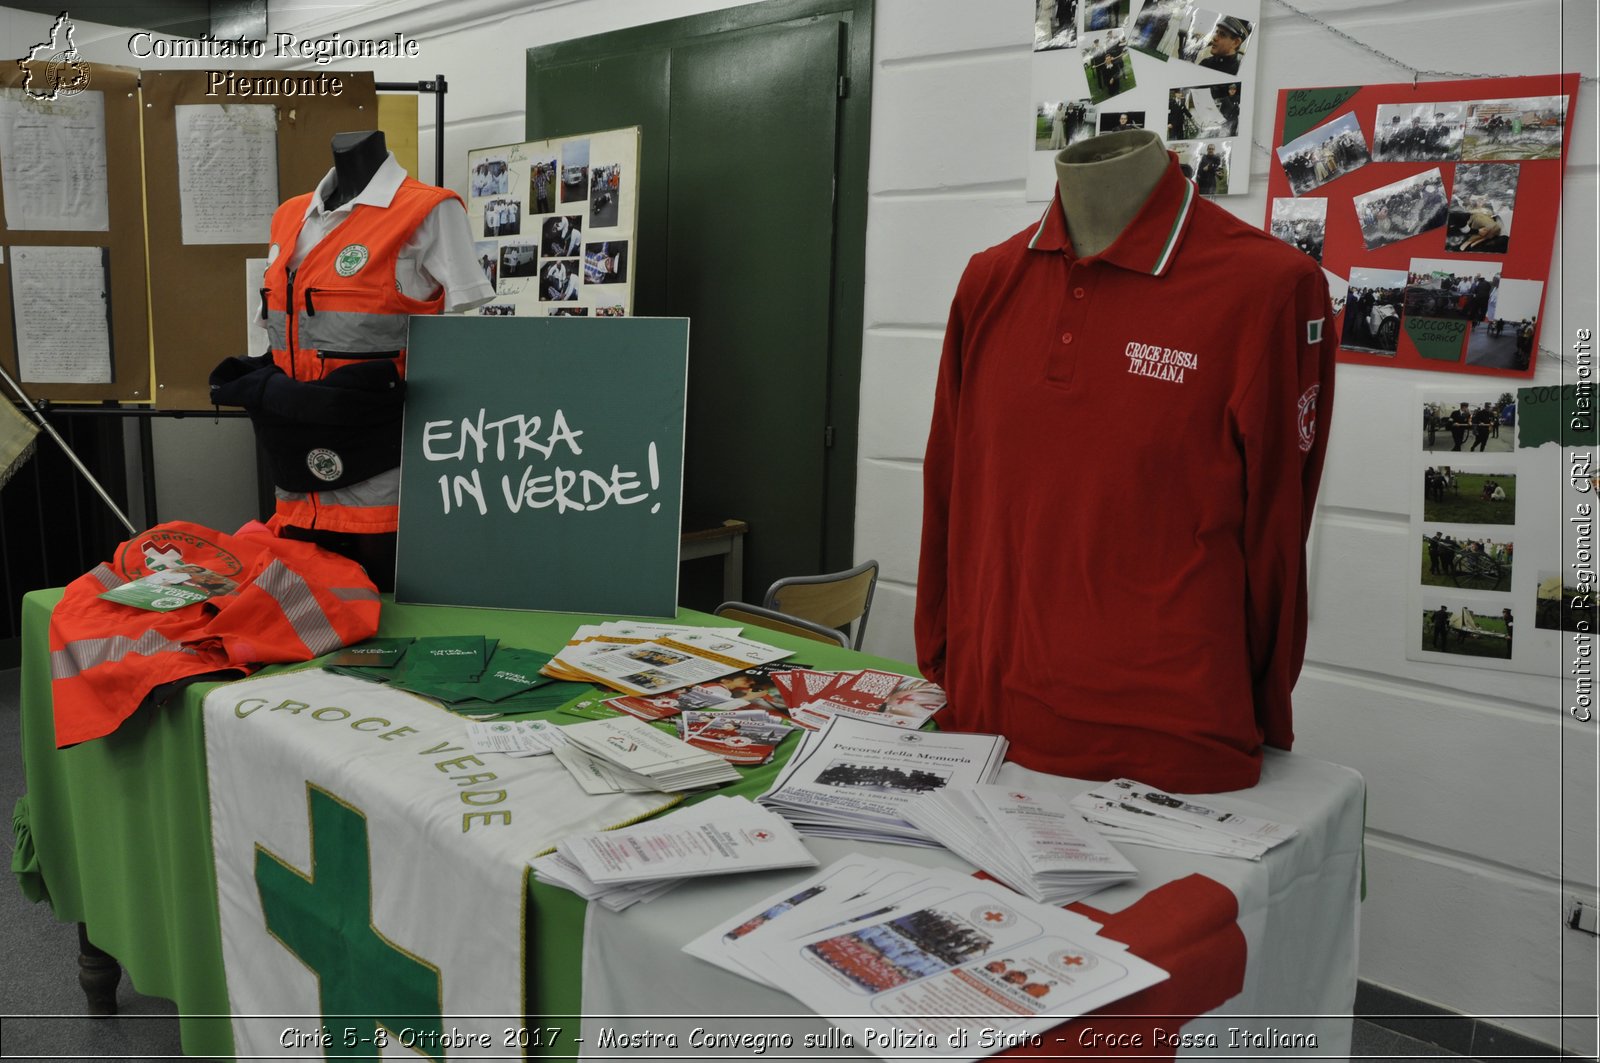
top-left (395, 316), bottom-right (689, 616)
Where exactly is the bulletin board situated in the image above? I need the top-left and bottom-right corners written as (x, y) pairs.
top-left (1263, 73), bottom-right (1578, 379)
top-left (141, 69), bottom-right (378, 409)
top-left (0, 64), bottom-right (151, 402)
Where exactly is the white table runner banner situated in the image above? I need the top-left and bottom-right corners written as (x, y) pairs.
top-left (204, 669), bottom-right (673, 1058)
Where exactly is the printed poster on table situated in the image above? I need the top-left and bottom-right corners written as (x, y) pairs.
top-left (1027, 0), bottom-right (1263, 200)
top-left (1407, 383), bottom-right (1595, 677)
top-left (465, 126), bottom-right (639, 318)
top-left (1264, 74), bottom-right (1577, 378)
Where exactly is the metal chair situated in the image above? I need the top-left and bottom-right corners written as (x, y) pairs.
top-left (762, 559), bottom-right (878, 651)
top-left (712, 601), bottom-right (849, 647)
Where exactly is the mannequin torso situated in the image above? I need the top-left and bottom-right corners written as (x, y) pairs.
top-left (1054, 128), bottom-right (1169, 257)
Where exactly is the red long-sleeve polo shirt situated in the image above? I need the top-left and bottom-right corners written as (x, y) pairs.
top-left (915, 155), bottom-right (1336, 793)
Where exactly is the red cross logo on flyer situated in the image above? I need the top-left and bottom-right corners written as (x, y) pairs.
top-left (1062, 954), bottom-right (1085, 966)
top-left (984, 910), bottom-right (1006, 922)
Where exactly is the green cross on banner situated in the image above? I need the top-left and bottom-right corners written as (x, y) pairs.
top-left (256, 785), bottom-right (445, 1060)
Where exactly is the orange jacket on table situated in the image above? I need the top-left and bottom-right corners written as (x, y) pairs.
top-left (261, 179), bottom-right (460, 534)
top-left (49, 521), bottom-right (381, 748)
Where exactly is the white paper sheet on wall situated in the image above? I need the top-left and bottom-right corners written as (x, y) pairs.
top-left (9, 244), bottom-right (113, 384)
top-left (175, 103), bottom-right (278, 245)
top-left (0, 88), bottom-right (110, 231)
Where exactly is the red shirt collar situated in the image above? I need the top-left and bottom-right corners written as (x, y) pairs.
top-left (1026, 152), bottom-right (1198, 276)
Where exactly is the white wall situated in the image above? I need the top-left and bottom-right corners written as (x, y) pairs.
top-left (3, 0), bottom-right (1594, 1047)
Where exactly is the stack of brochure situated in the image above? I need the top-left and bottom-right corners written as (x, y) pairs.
top-left (758, 715), bottom-right (1008, 846)
top-left (903, 785), bottom-right (1138, 905)
top-left (532, 796), bottom-right (818, 911)
top-left (558, 715), bottom-right (741, 791)
top-left (770, 667), bottom-right (947, 730)
top-left (544, 622), bottom-right (794, 698)
top-left (1069, 778), bottom-right (1298, 860)
top-left (681, 853), bottom-right (1168, 1059)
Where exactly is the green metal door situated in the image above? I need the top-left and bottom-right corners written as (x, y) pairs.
top-left (527, 2), bottom-right (868, 607)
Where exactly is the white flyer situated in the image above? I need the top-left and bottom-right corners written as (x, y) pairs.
top-left (559, 797), bottom-right (817, 883)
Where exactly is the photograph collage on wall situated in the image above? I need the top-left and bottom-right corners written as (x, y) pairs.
top-left (465, 126), bottom-right (640, 318)
top-left (1028, 0), bottom-right (1262, 201)
top-left (1264, 75), bottom-right (1575, 378)
top-left (1406, 384), bottom-right (1590, 677)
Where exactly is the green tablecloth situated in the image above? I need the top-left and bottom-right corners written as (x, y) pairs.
top-left (18, 589), bottom-right (906, 1060)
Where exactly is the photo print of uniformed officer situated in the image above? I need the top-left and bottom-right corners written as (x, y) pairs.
top-left (1420, 598), bottom-right (1513, 660)
top-left (1373, 102), bottom-right (1466, 162)
top-left (1445, 163), bottom-right (1519, 254)
top-left (590, 162), bottom-right (621, 227)
top-left (1341, 266), bottom-right (1408, 355)
top-left (1422, 469), bottom-right (1516, 526)
top-left (1082, 0), bottom-right (1130, 31)
top-left (1033, 0), bottom-right (1078, 51)
top-left (1403, 257), bottom-right (1501, 322)
top-left (539, 259), bottom-right (579, 301)
top-left (473, 240), bottom-right (499, 291)
top-left (1419, 528), bottom-right (1513, 590)
top-left (470, 154), bottom-right (509, 197)
top-left (1276, 112), bottom-right (1371, 196)
top-left (1269, 197), bottom-right (1328, 263)
top-left (1129, 0), bottom-right (1190, 60)
top-left (1353, 169), bottom-right (1449, 250)
top-left (1466, 278), bottom-right (1542, 371)
top-left (1169, 139), bottom-right (1230, 195)
top-left (584, 241), bottom-right (628, 285)
top-left (530, 158), bottom-right (557, 214)
top-left (1036, 99), bottom-right (1096, 151)
top-left (1421, 398), bottom-right (1514, 455)
top-left (482, 197), bottom-right (521, 237)
top-left (498, 242), bottom-right (539, 279)
top-left (541, 215), bottom-right (583, 257)
top-left (1177, 11), bottom-right (1252, 74)
top-left (1081, 29), bottom-right (1135, 104)
top-left (560, 138), bottom-right (590, 204)
top-left (1098, 110), bottom-right (1145, 134)
top-left (1462, 96), bottom-right (1568, 161)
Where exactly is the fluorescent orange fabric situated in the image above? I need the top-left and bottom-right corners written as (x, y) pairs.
top-left (262, 179), bottom-right (460, 534)
top-left (48, 521), bottom-right (381, 747)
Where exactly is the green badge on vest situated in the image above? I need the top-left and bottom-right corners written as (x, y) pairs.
top-left (335, 243), bottom-right (370, 277)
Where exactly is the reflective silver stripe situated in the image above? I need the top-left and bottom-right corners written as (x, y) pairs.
top-left (51, 629), bottom-right (192, 681)
top-left (253, 560), bottom-right (342, 655)
top-left (265, 309), bottom-right (288, 349)
top-left (88, 564), bottom-right (125, 590)
top-left (298, 308), bottom-right (409, 353)
top-left (330, 586), bottom-right (380, 601)
top-left (276, 466), bottom-right (400, 507)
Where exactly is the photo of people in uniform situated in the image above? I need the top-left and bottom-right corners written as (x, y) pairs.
top-left (541, 215), bottom-right (583, 257)
top-left (1033, 0), bottom-right (1078, 51)
top-left (1270, 197), bottom-right (1327, 262)
top-left (1098, 111), bottom-right (1145, 134)
top-left (1353, 169), bottom-right (1449, 250)
top-left (1170, 139), bottom-right (1230, 195)
top-left (1421, 530), bottom-right (1513, 591)
top-left (589, 162), bottom-right (622, 228)
top-left (1403, 258), bottom-right (1501, 323)
top-left (1081, 29), bottom-right (1136, 104)
top-left (1082, 0), bottom-right (1131, 31)
top-left (1462, 96), bottom-right (1568, 161)
top-left (473, 240), bottom-right (499, 291)
top-left (1465, 278), bottom-right (1541, 371)
top-left (482, 197), bottom-right (521, 238)
top-left (548, 307), bottom-right (588, 316)
top-left (1421, 397), bottom-right (1515, 454)
top-left (1168, 82), bottom-right (1242, 140)
top-left (1036, 99), bottom-right (1096, 151)
top-left (539, 259), bottom-right (580, 302)
top-left (470, 155), bottom-right (509, 197)
top-left (1340, 266), bottom-right (1408, 355)
top-left (1445, 163), bottom-right (1518, 254)
top-left (1276, 112), bottom-right (1371, 196)
top-left (1537, 572), bottom-right (1595, 633)
top-left (1420, 600), bottom-right (1512, 660)
top-left (1177, 11), bottom-right (1252, 75)
top-left (1421, 468), bottom-right (1515, 525)
top-left (560, 138), bottom-right (591, 204)
top-left (1128, 0), bottom-right (1190, 60)
top-left (1372, 102), bottom-right (1466, 162)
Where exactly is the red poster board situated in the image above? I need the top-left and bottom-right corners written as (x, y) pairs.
top-left (1265, 73), bottom-right (1578, 378)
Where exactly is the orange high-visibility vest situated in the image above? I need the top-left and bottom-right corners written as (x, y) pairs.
top-left (261, 179), bottom-right (461, 534)
top-left (49, 521), bottom-right (381, 747)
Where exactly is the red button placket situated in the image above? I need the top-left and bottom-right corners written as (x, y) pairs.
top-left (1046, 256), bottom-right (1095, 387)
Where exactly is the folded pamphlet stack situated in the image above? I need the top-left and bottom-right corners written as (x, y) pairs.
top-left (559, 715), bottom-right (741, 791)
top-left (1069, 778), bottom-right (1298, 860)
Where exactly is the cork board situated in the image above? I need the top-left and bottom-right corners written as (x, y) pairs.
top-left (0, 64), bottom-right (151, 403)
top-left (141, 69), bottom-right (377, 409)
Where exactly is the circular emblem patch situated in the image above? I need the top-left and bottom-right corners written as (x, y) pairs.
top-left (334, 244), bottom-right (370, 277)
top-left (120, 528), bottom-right (244, 580)
top-left (307, 448), bottom-right (344, 482)
top-left (1297, 383), bottom-right (1321, 453)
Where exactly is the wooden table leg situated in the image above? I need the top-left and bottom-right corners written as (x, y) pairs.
top-left (77, 923), bottom-right (121, 1016)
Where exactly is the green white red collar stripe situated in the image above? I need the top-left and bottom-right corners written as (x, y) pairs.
top-left (1025, 153), bottom-right (1198, 276)
top-left (1150, 177), bottom-right (1196, 276)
